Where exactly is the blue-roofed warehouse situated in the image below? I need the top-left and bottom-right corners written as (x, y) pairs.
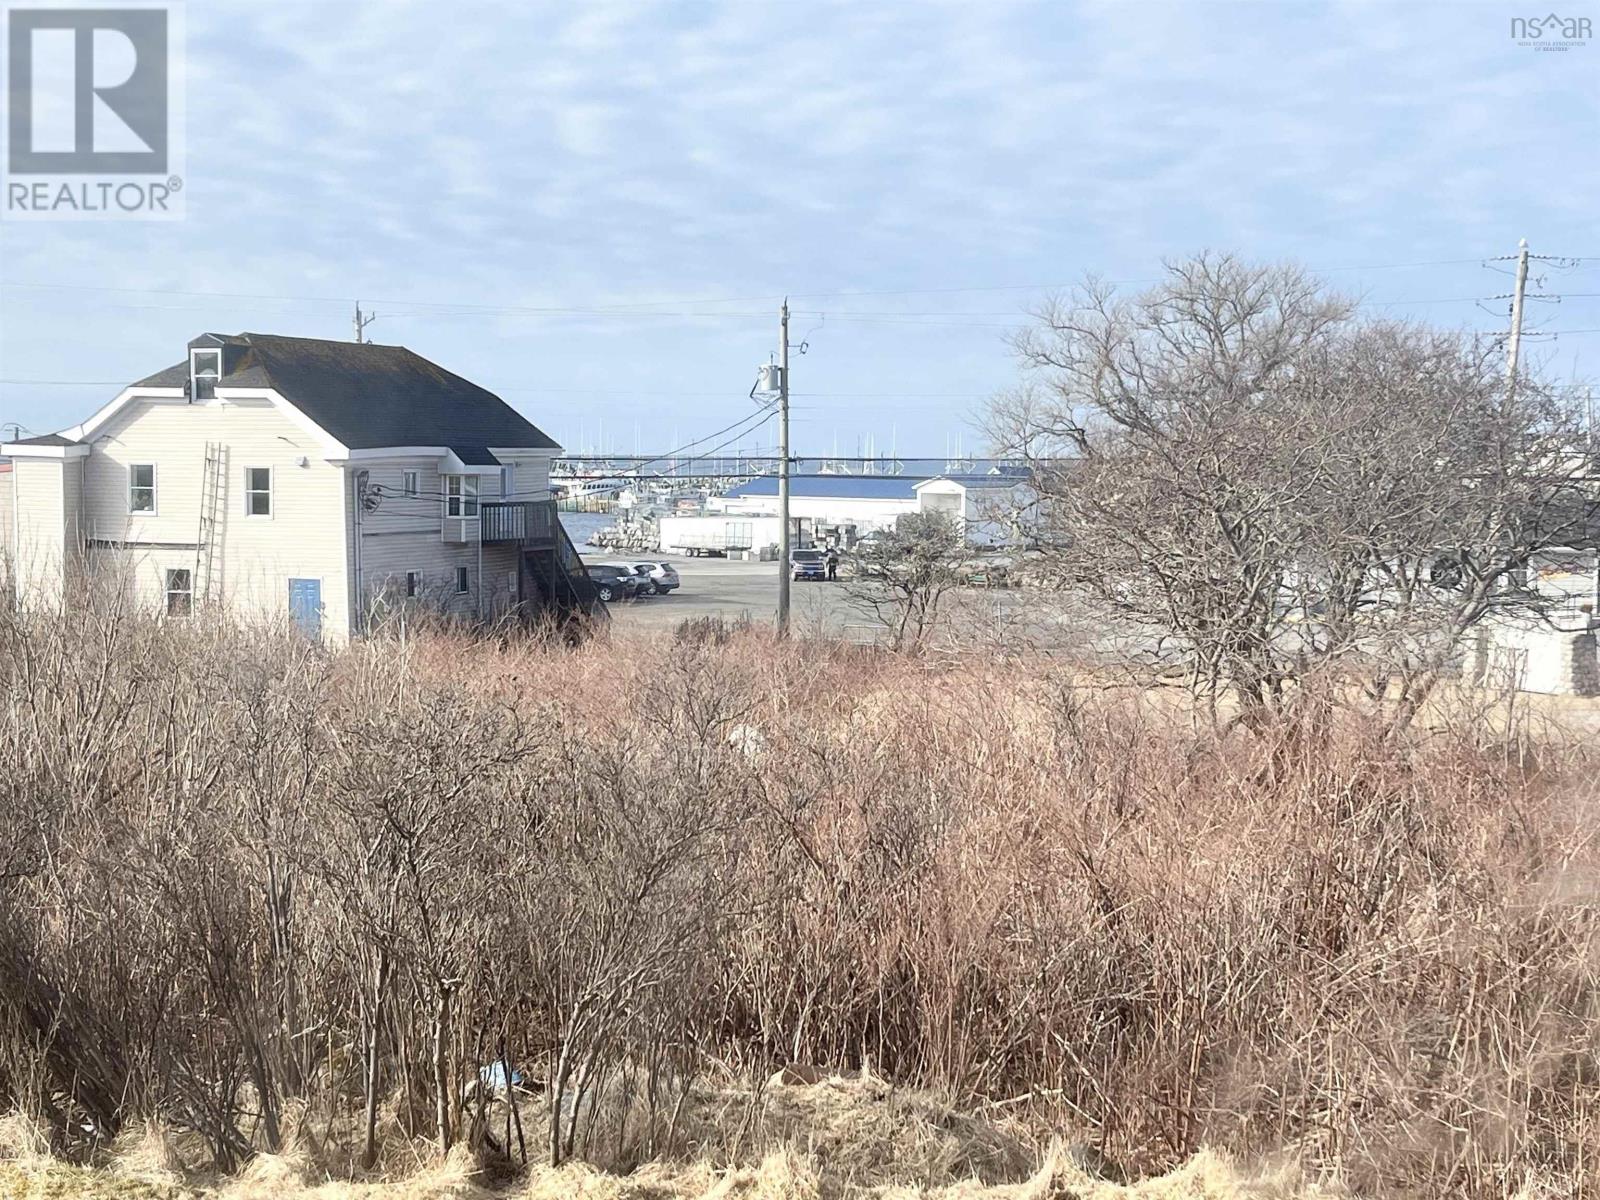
top-left (710, 473), bottom-right (925, 537)
top-left (696, 470), bottom-right (1034, 548)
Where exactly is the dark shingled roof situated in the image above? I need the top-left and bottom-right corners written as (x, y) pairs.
top-left (131, 333), bottom-right (559, 452)
top-left (8, 433), bottom-right (81, 446)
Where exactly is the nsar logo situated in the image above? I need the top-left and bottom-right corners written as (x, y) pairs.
top-left (1510, 12), bottom-right (1592, 51)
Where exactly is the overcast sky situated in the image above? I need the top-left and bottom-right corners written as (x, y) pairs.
top-left (2, 0), bottom-right (1598, 456)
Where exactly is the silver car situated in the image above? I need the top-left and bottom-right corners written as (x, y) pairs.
top-left (633, 561), bottom-right (681, 595)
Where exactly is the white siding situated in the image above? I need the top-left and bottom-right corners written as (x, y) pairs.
top-left (81, 398), bottom-right (351, 635)
top-left (9, 457), bottom-right (81, 606)
top-left (503, 455), bottom-right (551, 501)
top-left (11, 393), bottom-right (557, 635)
top-left (0, 465), bottom-right (14, 562)
top-left (349, 453), bottom-right (552, 625)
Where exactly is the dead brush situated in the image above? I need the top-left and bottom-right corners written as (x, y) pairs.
top-left (0, 593), bottom-right (1597, 1197)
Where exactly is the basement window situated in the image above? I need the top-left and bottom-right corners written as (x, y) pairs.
top-left (405, 570), bottom-right (422, 598)
top-left (129, 463), bottom-right (156, 513)
top-left (165, 568), bottom-right (193, 617)
top-left (454, 566), bottom-right (470, 594)
top-left (244, 467), bottom-right (272, 516)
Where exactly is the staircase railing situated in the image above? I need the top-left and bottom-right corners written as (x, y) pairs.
top-left (480, 498), bottom-right (558, 545)
top-left (553, 524), bottom-right (602, 613)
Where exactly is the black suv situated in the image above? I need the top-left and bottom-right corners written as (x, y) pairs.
top-left (585, 564), bottom-right (634, 602)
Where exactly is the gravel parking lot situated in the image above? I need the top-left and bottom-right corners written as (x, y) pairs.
top-left (578, 547), bottom-right (1083, 653)
top-left (581, 550), bottom-right (870, 634)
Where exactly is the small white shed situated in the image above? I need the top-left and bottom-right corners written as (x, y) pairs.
top-left (914, 475), bottom-right (1035, 546)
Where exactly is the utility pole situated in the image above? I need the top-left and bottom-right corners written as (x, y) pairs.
top-left (1506, 238), bottom-right (1530, 392)
top-left (777, 299), bottom-right (792, 636)
top-left (353, 301), bottom-right (378, 344)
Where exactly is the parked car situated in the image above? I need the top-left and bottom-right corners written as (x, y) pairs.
top-left (586, 564), bottom-right (639, 602)
top-left (626, 564), bottom-right (659, 596)
top-left (791, 548), bottom-right (827, 581)
top-left (632, 561), bottom-right (681, 594)
top-left (602, 563), bottom-right (656, 598)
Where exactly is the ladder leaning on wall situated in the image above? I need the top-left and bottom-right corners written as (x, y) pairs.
top-left (194, 441), bottom-right (227, 606)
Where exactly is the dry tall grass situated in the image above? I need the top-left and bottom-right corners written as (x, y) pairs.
top-left (1, 594), bottom-right (1597, 1197)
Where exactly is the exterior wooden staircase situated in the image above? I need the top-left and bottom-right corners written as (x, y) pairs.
top-left (478, 498), bottom-right (604, 623)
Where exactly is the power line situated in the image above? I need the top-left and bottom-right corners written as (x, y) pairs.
top-left (683, 409), bottom-right (778, 467)
top-left (0, 279), bottom-right (769, 318)
top-left (638, 402), bottom-right (777, 467)
top-left (0, 255), bottom-right (1505, 315)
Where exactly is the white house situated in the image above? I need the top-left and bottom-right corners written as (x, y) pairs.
top-left (914, 475), bottom-right (1036, 546)
top-left (1, 332), bottom-right (596, 638)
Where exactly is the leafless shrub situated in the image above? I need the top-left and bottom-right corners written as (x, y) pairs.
top-left (1, 589), bottom-right (1598, 1196)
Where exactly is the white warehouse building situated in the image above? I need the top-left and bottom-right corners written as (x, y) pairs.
top-left (699, 472), bottom-right (1035, 549)
top-left (710, 475), bottom-right (921, 534)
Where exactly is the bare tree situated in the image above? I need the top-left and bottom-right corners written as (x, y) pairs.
top-left (845, 511), bottom-right (970, 650)
top-left (990, 253), bottom-right (1594, 730)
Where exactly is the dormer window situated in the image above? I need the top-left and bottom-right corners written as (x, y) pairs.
top-left (190, 349), bottom-right (220, 400)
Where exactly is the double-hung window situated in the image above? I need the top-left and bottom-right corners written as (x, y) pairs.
top-left (129, 464), bottom-right (156, 513)
top-left (445, 474), bottom-right (479, 517)
top-left (402, 469), bottom-right (420, 498)
top-left (165, 568), bottom-right (193, 616)
top-left (244, 467), bottom-right (272, 516)
top-left (190, 350), bottom-right (220, 400)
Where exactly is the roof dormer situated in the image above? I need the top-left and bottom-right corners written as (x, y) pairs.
top-left (186, 333), bottom-right (230, 402)
top-left (189, 347), bottom-right (220, 400)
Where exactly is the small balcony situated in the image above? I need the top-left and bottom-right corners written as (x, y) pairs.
top-left (480, 498), bottom-right (558, 546)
